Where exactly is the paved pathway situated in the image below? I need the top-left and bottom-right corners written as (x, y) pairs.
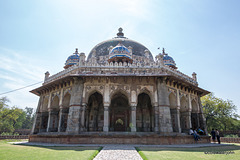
top-left (93, 145), bottom-right (142, 160)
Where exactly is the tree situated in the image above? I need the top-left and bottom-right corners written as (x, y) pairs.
top-left (0, 97), bottom-right (34, 134)
top-left (201, 93), bottom-right (240, 132)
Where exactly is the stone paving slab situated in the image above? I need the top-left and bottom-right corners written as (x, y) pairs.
top-left (93, 145), bottom-right (143, 160)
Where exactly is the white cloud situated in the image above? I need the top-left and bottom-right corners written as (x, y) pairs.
top-left (0, 47), bottom-right (45, 109)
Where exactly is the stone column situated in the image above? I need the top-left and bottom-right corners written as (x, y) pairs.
top-left (157, 77), bottom-right (173, 133)
top-left (80, 103), bottom-right (86, 131)
top-left (154, 104), bottom-right (159, 132)
top-left (66, 77), bottom-right (84, 134)
top-left (171, 108), bottom-right (181, 133)
top-left (188, 93), bottom-right (192, 128)
top-left (46, 93), bottom-right (52, 132)
top-left (58, 88), bottom-right (64, 132)
top-left (58, 108), bottom-right (63, 132)
top-left (131, 103), bottom-right (137, 132)
top-left (186, 111), bottom-right (192, 129)
top-left (198, 96), bottom-right (208, 134)
top-left (176, 89), bottom-right (181, 133)
top-left (103, 103), bottom-right (110, 132)
top-left (31, 95), bottom-right (43, 134)
top-left (47, 109), bottom-right (53, 132)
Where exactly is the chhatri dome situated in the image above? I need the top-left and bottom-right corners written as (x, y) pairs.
top-left (64, 48), bottom-right (80, 69)
top-left (162, 48), bottom-right (177, 69)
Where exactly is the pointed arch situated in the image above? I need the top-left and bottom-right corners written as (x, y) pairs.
top-left (42, 97), bottom-right (48, 112)
top-left (138, 88), bottom-right (154, 105)
top-left (110, 88), bottom-right (130, 103)
top-left (62, 92), bottom-right (71, 108)
top-left (191, 99), bottom-right (198, 113)
top-left (51, 95), bottom-right (60, 109)
top-left (86, 89), bottom-right (103, 103)
top-left (169, 92), bottom-right (177, 109)
top-left (180, 96), bottom-right (189, 112)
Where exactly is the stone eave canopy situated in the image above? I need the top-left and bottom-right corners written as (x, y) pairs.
top-left (30, 74), bottom-right (209, 97)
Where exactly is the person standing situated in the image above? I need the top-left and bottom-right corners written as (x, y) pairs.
top-left (210, 128), bottom-right (216, 143)
top-left (216, 129), bottom-right (221, 144)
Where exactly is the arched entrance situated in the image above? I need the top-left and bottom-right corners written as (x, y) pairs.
top-left (136, 93), bottom-right (153, 132)
top-left (86, 92), bottom-right (104, 131)
top-left (110, 93), bottom-right (130, 132)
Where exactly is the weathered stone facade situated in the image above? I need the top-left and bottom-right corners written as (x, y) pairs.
top-left (30, 28), bottom-right (209, 144)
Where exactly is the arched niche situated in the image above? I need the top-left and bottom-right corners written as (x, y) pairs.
top-left (180, 96), bottom-right (189, 112)
top-left (109, 92), bottom-right (130, 132)
top-left (51, 96), bottom-right (60, 109)
top-left (86, 92), bottom-right (104, 131)
top-left (136, 93), bottom-right (153, 132)
top-left (169, 92), bottom-right (177, 109)
top-left (191, 99), bottom-right (198, 113)
top-left (62, 92), bottom-right (71, 108)
top-left (42, 97), bottom-right (48, 112)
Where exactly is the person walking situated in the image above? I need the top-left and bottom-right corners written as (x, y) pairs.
top-left (210, 128), bottom-right (216, 143)
top-left (216, 129), bottom-right (221, 144)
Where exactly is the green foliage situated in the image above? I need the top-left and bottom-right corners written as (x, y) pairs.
top-left (0, 97), bottom-right (34, 134)
top-left (201, 93), bottom-right (240, 132)
top-left (0, 132), bottom-right (19, 136)
top-left (224, 134), bottom-right (239, 138)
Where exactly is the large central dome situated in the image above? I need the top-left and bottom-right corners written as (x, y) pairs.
top-left (87, 28), bottom-right (154, 63)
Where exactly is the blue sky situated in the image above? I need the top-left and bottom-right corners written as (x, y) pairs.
top-left (0, 0), bottom-right (240, 115)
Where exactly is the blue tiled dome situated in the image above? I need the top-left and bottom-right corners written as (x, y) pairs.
top-left (109, 43), bottom-right (131, 59)
top-left (163, 54), bottom-right (177, 69)
top-left (64, 49), bottom-right (80, 69)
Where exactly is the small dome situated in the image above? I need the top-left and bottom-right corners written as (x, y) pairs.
top-left (163, 54), bottom-right (177, 69)
top-left (108, 43), bottom-right (133, 63)
top-left (64, 48), bottom-right (79, 69)
top-left (161, 48), bottom-right (177, 69)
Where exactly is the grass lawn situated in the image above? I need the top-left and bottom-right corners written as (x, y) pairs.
top-left (0, 139), bottom-right (102, 160)
top-left (136, 143), bottom-right (240, 160)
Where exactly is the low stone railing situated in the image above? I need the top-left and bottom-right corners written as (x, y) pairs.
top-left (44, 62), bottom-right (198, 86)
top-left (220, 137), bottom-right (240, 143)
top-left (0, 135), bottom-right (29, 139)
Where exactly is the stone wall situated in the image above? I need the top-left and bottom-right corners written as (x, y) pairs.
top-left (218, 137), bottom-right (240, 143)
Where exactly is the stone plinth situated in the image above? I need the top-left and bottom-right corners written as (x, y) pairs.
top-left (29, 133), bottom-right (210, 145)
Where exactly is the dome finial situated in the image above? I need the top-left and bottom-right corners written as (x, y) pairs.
top-left (117, 27), bottom-right (124, 37)
top-left (162, 48), bottom-right (165, 55)
top-left (75, 48), bottom-right (78, 54)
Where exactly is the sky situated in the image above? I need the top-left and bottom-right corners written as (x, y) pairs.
top-left (0, 0), bottom-right (240, 115)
